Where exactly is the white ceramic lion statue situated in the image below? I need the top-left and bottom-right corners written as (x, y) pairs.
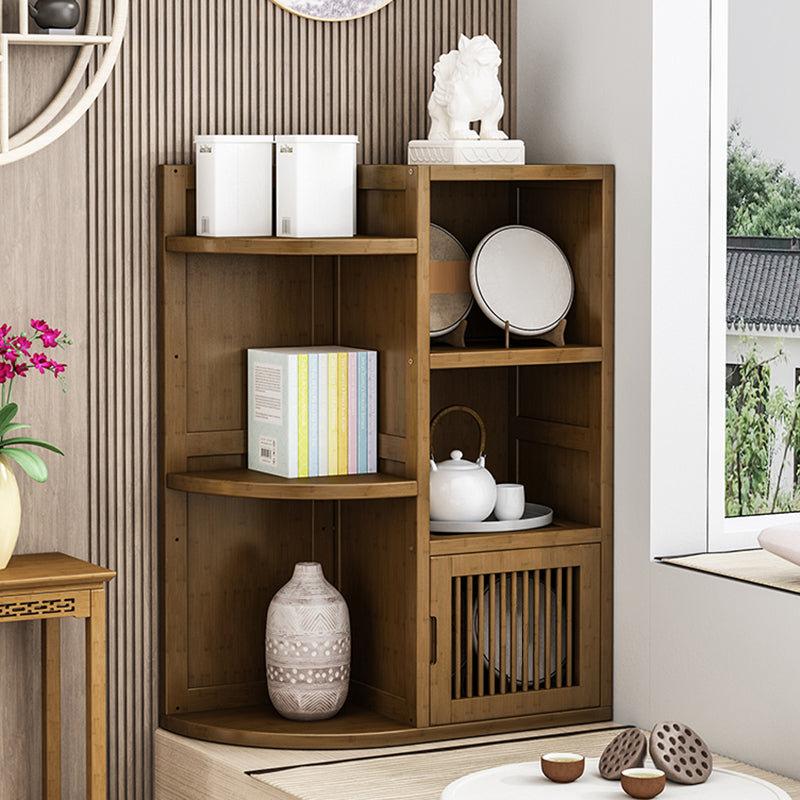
top-left (427, 34), bottom-right (508, 141)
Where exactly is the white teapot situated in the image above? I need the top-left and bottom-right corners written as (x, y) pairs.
top-left (429, 406), bottom-right (497, 522)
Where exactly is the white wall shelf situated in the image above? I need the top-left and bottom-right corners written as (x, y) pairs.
top-left (3, 33), bottom-right (113, 45)
top-left (0, 0), bottom-right (127, 165)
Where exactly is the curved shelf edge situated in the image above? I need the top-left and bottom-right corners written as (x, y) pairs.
top-left (166, 235), bottom-right (418, 256)
top-left (161, 704), bottom-right (613, 750)
top-left (3, 33), bottom-right (113, 45)
top-left (167, 468), bottom-right (418, 500)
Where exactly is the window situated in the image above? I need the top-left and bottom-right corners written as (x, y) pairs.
top-left (718, 0), bottom-right (800, 548)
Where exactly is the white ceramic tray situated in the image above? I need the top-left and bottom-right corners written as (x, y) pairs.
top-left (441, 758), bottom-right (791, 799)
top-left (430, 503), bottom-right (553, 534)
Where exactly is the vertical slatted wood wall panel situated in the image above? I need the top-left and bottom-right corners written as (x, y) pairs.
top-left (87, 2), bottom-right (515, 796)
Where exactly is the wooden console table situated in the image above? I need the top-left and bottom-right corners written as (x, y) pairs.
top-left (0, 553), bottom-right (116, 799)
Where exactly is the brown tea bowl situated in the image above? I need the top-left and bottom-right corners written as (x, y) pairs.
top-left (621, 768), bottom-right (666, 799)
top-left (540, 752), bottom-right (585, 783)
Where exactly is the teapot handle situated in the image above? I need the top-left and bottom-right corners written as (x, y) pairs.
top-left (430, 404), bottom-right (487, 461)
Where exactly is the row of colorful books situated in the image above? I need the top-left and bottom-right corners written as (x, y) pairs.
top-left (247, 346), bottom-right (377, 478)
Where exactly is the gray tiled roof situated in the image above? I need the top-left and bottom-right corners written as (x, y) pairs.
top-left (727, 237), bottom-right (800, 331)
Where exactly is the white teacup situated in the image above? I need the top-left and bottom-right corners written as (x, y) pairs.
top-left (493, 483), bottom-right (525, 521)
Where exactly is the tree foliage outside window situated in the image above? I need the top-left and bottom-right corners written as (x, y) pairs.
top-left (727, 122), bottom-right (800, 236)
top-left (725, 337), bottom-right (800, 516)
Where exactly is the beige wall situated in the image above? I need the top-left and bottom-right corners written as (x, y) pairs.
top-left (1, 2), bottom-right (516, 796)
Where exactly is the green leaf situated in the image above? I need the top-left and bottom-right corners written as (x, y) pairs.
top-left (0, 423), bottom-right (30, 436)
top-left (1, 447), bottom-right (48, 482)
top-left (0, 437), bottom-right (64, 455)
top-left (0, 402), bottom-right (19, 434)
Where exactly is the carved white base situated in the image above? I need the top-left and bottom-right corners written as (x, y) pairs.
top-left (407, 139), bottom-right (525, 166)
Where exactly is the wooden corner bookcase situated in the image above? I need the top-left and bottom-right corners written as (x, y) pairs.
top-left (157, 162), bottom-right (614, 748)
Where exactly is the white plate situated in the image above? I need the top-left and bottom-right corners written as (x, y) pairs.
top-left (441, 758), bottom-right (792, 799)
top-left (469, 225), bottom-right (574, 336)
top-left (430, 503), bottom-right (553, 534)
top-left (430, 223), bottom-right (473, 337)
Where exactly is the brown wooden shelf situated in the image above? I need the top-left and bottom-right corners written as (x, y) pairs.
top-left (161, 702), bottom-right (612, 749)
top-left (166, 235), bottom-right (418, 256)
top-left (429, 164), bottom-right (611, 183)
top-left (430, 345), bottom-right (603, 370)
top-left (167, 468), bottom-right (418, 500)
top-left (429, 519), bottom-right (601, 556)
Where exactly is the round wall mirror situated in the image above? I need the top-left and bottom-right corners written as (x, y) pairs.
top-left (270, 0), bottom-right (393, 21)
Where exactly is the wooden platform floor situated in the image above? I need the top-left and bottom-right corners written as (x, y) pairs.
top-left (154, 721), bottom-right (800, 799)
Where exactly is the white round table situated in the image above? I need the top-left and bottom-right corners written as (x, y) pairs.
top-left (440, 758), bottom-right (790, 799)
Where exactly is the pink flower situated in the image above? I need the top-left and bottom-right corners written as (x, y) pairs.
top-left (32, 353), bottom-right (51, 374)
top-left (40, 328), bottom-right (61, 348)
top-left (30, 319), bottom-right (50, 332)
top-left (0, 324), bottom-right (10, 339)
top-left (14, 336), bottom-right (31, 356)
top-left (50, 361), bottom-right (66, 377)
top-left (0, 363), bottom-right (13, 384)
top-left (13, 363), bottom-right (28, 377)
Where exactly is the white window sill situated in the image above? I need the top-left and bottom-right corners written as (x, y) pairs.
top-left (659, 549), bottom-right (800, 595)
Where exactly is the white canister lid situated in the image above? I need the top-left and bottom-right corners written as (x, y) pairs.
top-left (194, 134), bottom-right (274, 143)
top-left (274, 134), bottom-right (359, 144)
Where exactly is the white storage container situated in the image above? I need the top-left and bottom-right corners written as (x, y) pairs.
top-left (195, 134), bottom-right (274, 236)
top-left (275, 135), bottom-right (358, 237)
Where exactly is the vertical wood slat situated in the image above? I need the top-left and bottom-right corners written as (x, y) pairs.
top-left (487, 573), bottom-right (495, 695)
top-left (510, 571), bottom-right (518, 693)
top-left (453, 576), bottom-right (461, 699)
top-left (533, 569), bottom-right (540, 690)
top-left (556, 568), bottom-right (563, 688)
top-left (521, 569), bottom-right (529, 691)
top-left (566, 567), bottom-right (574, 687)
top-left (465, 575), bottom-right (473, 698)
top-left (476, 573), bottom-right (484, 697)
top-left (499, 572), bottom-right (507, 694)
top-left (544, 569), bottom-right (552, 690)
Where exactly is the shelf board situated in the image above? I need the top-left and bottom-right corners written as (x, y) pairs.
top-left (167, 468), bottom-right (418, 500)
top-left (166, 235), bottom-right (418, 256)
top-left (429, 164), bottom-right (610, 182)
top-left (3, 33), bottom-right (113, 45)
top-left (161, 702), bottom-right (612, 749)
top-left (430, 344), bottom-right (603, 369)
top-left (429, 519), bottom-right (602, 556)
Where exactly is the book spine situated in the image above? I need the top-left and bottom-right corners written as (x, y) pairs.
top-left (317, 353), bottom-right (328, 476)
top-left (287, 355), bottom-right (299, 478)
top-left (367, 350), bottom-right (377, 473)
top-left (307, 353), bottom-right (318, 478)
top-left (357, 351), bottom-right (368, 474)
top-left (348, 351), bottom-right (358, 474)
top-left (327, 352), bottom-right (338, 475)
top-left (337, 352), bottom-right (349, 475)
top-left (297, 354), bottom-right (309, 478)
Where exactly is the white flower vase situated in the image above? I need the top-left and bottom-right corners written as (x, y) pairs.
top-left (265, 562), bottom-right (350, 721)
top-left (0, 455), bottom-right (21, 569)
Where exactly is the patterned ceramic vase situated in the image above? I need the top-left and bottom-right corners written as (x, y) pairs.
top-left (265, 562), bottom-right (350, 720)
top-left (0, 455), bottom-right (21, 569)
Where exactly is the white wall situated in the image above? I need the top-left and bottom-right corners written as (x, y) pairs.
top-left (518, 0), bottom-right (800, 780)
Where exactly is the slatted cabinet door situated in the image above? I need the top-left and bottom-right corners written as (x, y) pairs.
top-left (430, 544), bottom-right (601, 725)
